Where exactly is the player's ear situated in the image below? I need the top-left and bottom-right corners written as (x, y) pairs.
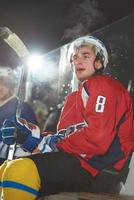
top-left (95, 60), bottom-right (103, 70)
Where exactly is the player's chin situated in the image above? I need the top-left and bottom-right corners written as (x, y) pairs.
top-left (76, 72), bottom-right (88, 82)
top-left (76, 76), bottom-right (86, 82)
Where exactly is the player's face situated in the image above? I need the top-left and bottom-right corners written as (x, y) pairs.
top-left (71, 46), bottom-right (102, 81)
top-left (0, 83), bottom-right (10, 101)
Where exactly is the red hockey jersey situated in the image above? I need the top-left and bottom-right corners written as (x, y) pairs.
top-left (56, 75), bottom-right (134, 176)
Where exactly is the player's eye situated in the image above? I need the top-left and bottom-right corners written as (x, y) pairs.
top-left (72, 55), bottom-right (78, 62)
top-left (82, 53), bottom-right (90, 59)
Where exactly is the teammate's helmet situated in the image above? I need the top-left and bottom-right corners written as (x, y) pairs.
top-left (68, 35), bottom-right (108, 68)
top-left (0, 67), bottom-right (16, 90)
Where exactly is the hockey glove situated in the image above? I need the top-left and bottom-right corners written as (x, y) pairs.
top-left (1, 119), bottom-right (16, 145)
top-left (13, 117), bottom-right (42, 152)
top-left (37, 133), bottom-right (64, 153)
top-left (1, 117), bottom-right (42, 152)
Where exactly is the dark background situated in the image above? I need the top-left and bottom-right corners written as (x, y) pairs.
top-left (0, 0), bottom-right (134, 53)
top-left (0, 0), bottom-right (134, 93)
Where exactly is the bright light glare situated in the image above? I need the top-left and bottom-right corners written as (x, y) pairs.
top-left (26, 54), bottom-right (58, 82)
top-left (26, 54), bottom-right (44, 78)
top-left (27, 54), bottom-right (43, 68)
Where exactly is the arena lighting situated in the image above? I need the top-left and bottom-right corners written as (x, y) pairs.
top-left (26, 53), bottom-right (58, 82)
top-left (27, 54), bottom-right (43, 71)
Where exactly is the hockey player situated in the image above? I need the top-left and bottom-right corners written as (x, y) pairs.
top-left (0, 36), bottom-right (133, 200)
top-left (0, 67), bottom-right (38, 164)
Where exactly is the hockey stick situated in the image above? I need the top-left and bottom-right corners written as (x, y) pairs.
top-left (0, 27), bottom-right (29, 58)
top-left (0, 27), bottom-right (30, 161)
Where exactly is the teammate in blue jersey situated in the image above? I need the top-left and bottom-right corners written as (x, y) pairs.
top-left (0, 67), bottom-right (38, 163)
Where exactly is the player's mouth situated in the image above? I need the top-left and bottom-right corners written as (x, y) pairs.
top-left (76, 68), bottom-right (85, 72)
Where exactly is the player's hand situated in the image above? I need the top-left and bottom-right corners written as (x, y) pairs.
top-left (1, 117), bottom-right (42, 152)
top-left (1, 119), bottom-right (17, 145)
top-left (37, 134), bottom-right (64, 153)
top-left (13, 117), bottom-right (42, 152)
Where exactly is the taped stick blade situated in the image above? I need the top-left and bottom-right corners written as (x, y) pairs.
top-left (4, 33), bottom-right (30, 58)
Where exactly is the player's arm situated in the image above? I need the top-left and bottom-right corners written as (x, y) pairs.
top-left (1, 117), bottom-right (64, 153)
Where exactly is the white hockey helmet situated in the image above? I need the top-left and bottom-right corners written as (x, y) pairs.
top-left (68, 35), bottom-right (108, 68)
top-left (0, 67), bottom-right (16, 89)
